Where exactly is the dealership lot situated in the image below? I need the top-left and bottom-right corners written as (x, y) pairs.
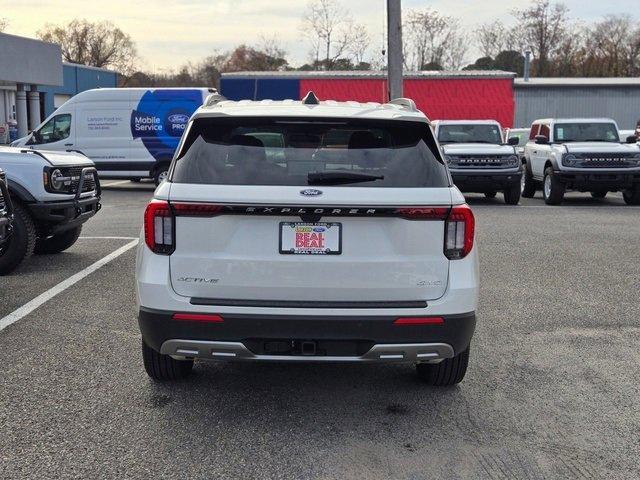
top-left (1, 184), bottom-right (638, 479)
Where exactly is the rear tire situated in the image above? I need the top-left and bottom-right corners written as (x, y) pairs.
top-left (484, 191), bottom-right (497, 199)
top-left (153, 165), bottom-right (170, 186)
top-left (623, 185), bottom-right (640, 205)
top-left (0, 202), bottom-right (36, 275)
top-left (416, 347), bottom-right (470, 386)
top-left (521, 164), bottom-right (536, 198)
top-left (543, 167), bottom-right (565, 205)
top-left (142, 340), bottom-right (193, 381)
top-left (503, 183), bottom-right (521, 205)
top-left (34, 226), bottom-right (82, 254)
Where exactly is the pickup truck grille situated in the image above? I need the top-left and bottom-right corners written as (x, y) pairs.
top-left (563, 152), bottom-right (640, 168)
top-left (450, 155), bottom-right (514, 168)
top-left (68, 167), bottom-right (96, 193)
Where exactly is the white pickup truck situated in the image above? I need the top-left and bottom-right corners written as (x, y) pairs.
top-left (432, 120), bottom-right (522, 205)
top-left (522, 118), bottom-right (640, 205)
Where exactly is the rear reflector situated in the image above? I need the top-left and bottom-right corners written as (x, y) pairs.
top-left (172, 313), bottom-right (224, 323)
top-left (394, 317), bottom-right (445, 325)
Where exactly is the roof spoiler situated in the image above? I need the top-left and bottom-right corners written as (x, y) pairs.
top-left (204, 92), bottom-right (227, 107)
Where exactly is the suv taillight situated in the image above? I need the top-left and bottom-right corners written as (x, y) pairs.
top-left (144, 199), bottom-right (174, 254)
top-left (444, 204), bottom-right (475, 260)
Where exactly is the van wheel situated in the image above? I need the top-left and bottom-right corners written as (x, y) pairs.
top-left (503, 183), bottom-right (521, 205)
top-left (0, 202), bottom-right (36, 275)
top-left (34, 226), bottom-right (82, 254)
top-left (154, 166), bottom-right (170, 186)
top-left (142, 340), bottom-right (193, 381)
top-left (590, 190), bottom-right (607, 199)
top-left (543, 167), bottom-right (565, 205)
top-left (484, 191), bottom-right (497, 199)
top-left (521, 164), bottom-right (536, 198)
top-left (623, 185), bottom-right (640, 205)
top-left (416, 347), bottom-right (469, 386)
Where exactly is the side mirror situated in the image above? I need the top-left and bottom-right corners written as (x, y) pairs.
top-left (508, 136), bottom-right (519, 146)
top-left (626, 135), bottom-right (638, 144)
top-left (535, 135), bottom-right (549, 145)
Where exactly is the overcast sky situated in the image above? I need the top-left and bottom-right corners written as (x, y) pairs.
top-left (1, 0), bottom-right (638, 71)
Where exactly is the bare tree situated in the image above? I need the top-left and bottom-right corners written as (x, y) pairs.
top-left (404, 8), bottom-right (468, 70)
top-left (511, 0), bottom-right (570, 76)
top-left (582, 16), bottom-right (640, 76)
top-left (476, 21), bottom-right (509, 58)
top-left (37, 19), bottom-right (137, 75)
top-left (300, 0), bottom-right (370, 69)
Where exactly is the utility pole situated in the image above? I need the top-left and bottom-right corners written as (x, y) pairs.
top-left (387, 0), bottom-right (403, 100)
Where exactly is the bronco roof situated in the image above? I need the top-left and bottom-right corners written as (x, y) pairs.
top-left (193, 93), bottom-right (429, 122)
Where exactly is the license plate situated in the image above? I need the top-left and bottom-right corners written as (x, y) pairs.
top-left (279, 222), bottom-right (342, 255)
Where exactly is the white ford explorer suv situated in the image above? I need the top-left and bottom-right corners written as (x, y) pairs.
top-left (522, 118), bottom-right (640, 205)
top-left (432, 120), bottom-right (522, 205)
top-left (136, 93), bottom-right (479, 386)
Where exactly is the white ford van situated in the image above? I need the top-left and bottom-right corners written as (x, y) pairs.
top-left (12, 87), bottom-right (215, 184)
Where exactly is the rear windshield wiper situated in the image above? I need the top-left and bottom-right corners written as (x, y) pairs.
top-left (307, 170), bottom-right (384, 185)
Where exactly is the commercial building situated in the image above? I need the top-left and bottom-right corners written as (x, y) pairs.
top-left (514, 78), bottom-right (640, 129)
top-left (0, 33), bottom-right (118, 143)
top-left (0, 32), bottom-right (62, 140)
top-left (221, 71), bottom-right (517, 128)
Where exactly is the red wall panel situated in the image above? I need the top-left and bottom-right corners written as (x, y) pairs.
top-left (299, 77), bottom-right (514, 128)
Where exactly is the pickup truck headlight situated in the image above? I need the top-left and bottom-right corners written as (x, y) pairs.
top-left (49, 169), bottom-right (66, 191)
top-left (562, 154), bottom-right (578, 167)
top-left (505, 154), bottom-right (519, 167)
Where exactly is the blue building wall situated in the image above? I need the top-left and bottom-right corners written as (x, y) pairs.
top-left (220, 77), bottom-right (299, 101)
top-left (38, 63), bottom-right (118, 117)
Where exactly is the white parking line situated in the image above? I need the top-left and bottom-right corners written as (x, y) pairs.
top-left (101, 180), bottom-right (132, 187)
top-left (0, 239), bottom-right (138, 332)
top-left (79, 236), bottom-right (138, 240)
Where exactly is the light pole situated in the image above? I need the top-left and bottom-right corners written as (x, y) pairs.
top-left (387, 0), bottom-right (403, 99)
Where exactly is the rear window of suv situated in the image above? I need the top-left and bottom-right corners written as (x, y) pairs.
top-left (171, 117), bottom-right (449, 187)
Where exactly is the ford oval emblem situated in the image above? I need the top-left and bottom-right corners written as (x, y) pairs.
top-left (167, 113), bottom-right (189, 123)
top-left (300, 188), bottom-right (323, 197)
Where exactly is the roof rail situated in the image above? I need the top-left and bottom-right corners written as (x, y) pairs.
top-left (204, 92), bottom-right (227, 107)
top-left (386, 98), bottom-right (418, 111)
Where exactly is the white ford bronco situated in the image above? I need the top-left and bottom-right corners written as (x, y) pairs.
top-left (522, 118), bottom-right (640, 205)
top-left (136, 93), bottom-right (479, 385)
top-left (0, 147), bottom-right (101, 274)
top-left (432, 120), bottom-right (522, 204)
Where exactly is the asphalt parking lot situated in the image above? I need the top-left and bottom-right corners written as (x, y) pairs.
top-left (1, 183), bottom-right (638, 479)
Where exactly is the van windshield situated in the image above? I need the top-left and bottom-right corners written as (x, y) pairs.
top-left (438, 124), bottom-right (502, 144)
top-left (553, 123), bottom-right (620, 143)
top-left (172, 117), bottom-right (449, 187)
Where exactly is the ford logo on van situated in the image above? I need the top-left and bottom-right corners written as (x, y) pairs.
top-left (167, 113), bottom-right (189, 124)
top-left (300, 189), bottom-right (323, 197)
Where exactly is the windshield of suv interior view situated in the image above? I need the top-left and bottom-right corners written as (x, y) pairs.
top-left (554, 122), bottom-right (620, 142)
top-left (172, 117), bottom-right (449, 187)
top-left (437, 124), bottom-right (502, 144)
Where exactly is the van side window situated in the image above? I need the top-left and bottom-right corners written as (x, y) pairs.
top-left (34, 114), bottom-right (72, 144)
top-left (529, 124), bottom-right (540, 140)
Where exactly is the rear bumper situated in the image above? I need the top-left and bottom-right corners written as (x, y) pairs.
top-left (138, 307), bottom-right (476, 362)
top-left (554, 170), bottom-right (640, 191)
top-left (451, 170), bottom-right (522, 192)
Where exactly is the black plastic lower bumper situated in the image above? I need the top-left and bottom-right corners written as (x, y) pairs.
top-left (139, 307), bottom-right (476, 357)
top-left (451, 170), bottom-right (522, 193)
top-left (554, 170), bottom-right (640, 191)
top-left (28, 196), bottom-right (101, 234)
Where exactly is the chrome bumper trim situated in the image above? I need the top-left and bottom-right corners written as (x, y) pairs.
top-left (160, 340), bottom-right (454, 363)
